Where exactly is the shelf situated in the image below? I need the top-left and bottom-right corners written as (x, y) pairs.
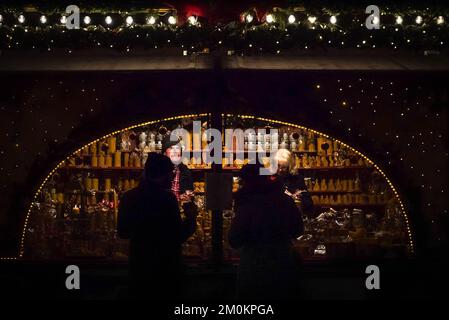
top-left (63, 164), bottom-right (372, 172)
top-left (63, 166), bottom-right (144, 171)
top-left (222, 166), bottom-right (372, 171)
top-left (313, 203), bottom-right (386, 208)
top-left (308, 191), bottom-right (363, 194)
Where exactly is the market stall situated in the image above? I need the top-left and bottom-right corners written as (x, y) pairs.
top-left (22, 113), bottom-right (413, 262)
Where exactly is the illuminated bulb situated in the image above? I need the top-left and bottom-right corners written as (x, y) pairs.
top-left (288, 14), bottom-right (296, 24)
top-left (18, 14), bottom-right (25, 24)
top-left (245, 14), bottom-right (254, 23)
top-left (308, 16), bottom-right (317, 24)
top-left (416, 16), bottom-right (423, 24)
top-left (0, 14), bottom-right (2, 23)
top-left (373, 16), bottom-right (380, 25)
top-left (188, 15), bottom-right (197, 25)
top-left (126, 16), bottom-right (133, 26)
top-left (437, 16), bottom-right (444, 24)
top-left (168, 15), bottom-right (177, 25)
top-left (147, 16), bottom-right (156, 25)
top-left (396, 16), bottom-right (403, 24)
top-left (105, 15), bottom-right (112, 25)
top-left (60, 15), bottom-right (67, 24)
top-left (40, 15), bottom-right (47, 24)
top-left (266, 14), bottom-right (275, 24)
top-left (330, 15), bottom-right (337, 24)
top-left (84, 15), bottom-right (91, 25)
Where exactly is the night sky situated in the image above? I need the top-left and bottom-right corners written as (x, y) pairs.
top-left (0, 70), bottom-right (447, 257)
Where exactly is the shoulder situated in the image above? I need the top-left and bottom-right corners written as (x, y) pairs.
top-left (121, 187), bottom-right (140, 201)
top-left (179, 163), bottom-right (190, 172)
top-left (280, 192), bottom-right (297, 207)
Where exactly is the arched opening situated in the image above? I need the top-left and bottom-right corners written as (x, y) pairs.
top-left (18, 113), bottom-right (412, 261)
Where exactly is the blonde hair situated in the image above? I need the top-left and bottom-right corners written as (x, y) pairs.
top-left (274, 148), bottom-right (298, 175)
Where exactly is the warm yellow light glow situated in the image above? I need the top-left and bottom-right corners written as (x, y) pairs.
top-left (12, 112), bottom-right (414, 259)
top-left (288, 14), bottom-right (296, 24)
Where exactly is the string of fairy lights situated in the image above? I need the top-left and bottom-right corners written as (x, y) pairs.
top-left (0, 6), bottom-right (448, 52)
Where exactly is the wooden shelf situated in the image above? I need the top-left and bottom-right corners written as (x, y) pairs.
top-left (313, 203), bottom-right (386, 208)
top-left (63, 166), bottom-right (144, 171)
top-left (222, 166), bottom-right (371, 171)
top-left (61, 165), bottom-right (373, 174)
top-left (308, 191), bottom-right (363, 194)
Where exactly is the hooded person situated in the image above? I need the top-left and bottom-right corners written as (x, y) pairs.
top-left (162, 135), bottom-right (194, 201)
top-left (117, 152), bottom-right (197, 299)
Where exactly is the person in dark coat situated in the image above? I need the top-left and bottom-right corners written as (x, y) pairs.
top-left (274, 149), bottom-right (314, 217)
top-left (162, 135), bottom-right (194, 201)
top-left (229, 163), bottom-right (304, 300)
top-left (117, 153), bottom-right (197, 299)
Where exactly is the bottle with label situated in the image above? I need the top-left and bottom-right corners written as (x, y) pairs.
top-left (313, 180), bottom-right (320, 192)
top-left (298, 134), bottom-right (305, 151)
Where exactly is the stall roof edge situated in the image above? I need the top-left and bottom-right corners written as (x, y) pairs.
top-left (1, 52), bottom-right (449, 71)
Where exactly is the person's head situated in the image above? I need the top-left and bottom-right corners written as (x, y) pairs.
top-left (239, 163), bottom-right (270, 189)
top-left (143, 152), bottom-right (174, 189)
top-left (162, 135), bottom-right (181, 164)
top-left (274, 148), bottom-right (296, 177)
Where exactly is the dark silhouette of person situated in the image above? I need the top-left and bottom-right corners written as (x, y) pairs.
top-left (118, 152), bottom-right (197, 299)
top-left (229, 163), bottom-right (304, 300)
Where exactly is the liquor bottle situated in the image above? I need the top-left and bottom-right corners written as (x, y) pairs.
top-left (84, 174), bottom-right (92, 191)
top-left (354, 175), bottom-right (361, 192)
top-left (302, 154), bottom-right (309, 167)
top-left (114, 151), bottom-right (121, 168)
top-left (105, 178), bottom-right (112, 192)
top-left (328, 179), bottom-right (335, 192)
top-left (92, 175), bottom-right (99, 191)
top-left (313, 180), bottom-right (320, 192)
top-left (108, 136), bottom-right (117, 154)
top-left (321, 156), bottom-right (329, 167)
top-left (290, 140), bottom-right (297, 151)
top-left (307, 133), bottom-right (316, 152)
top-left (320, 179), bottom-right (328, 192)
top-left (341, 179), bottom-right (348, 192)
top-left (123, 152), bottom-right (130, 167)
top-left (336, 194), bottom-right (342, 205)
top-left (298, 134), bottom-right (305, 151)
top-left (106, 155), bottom-right (113, 167)
top-left (335, 179), bottom-right (342, 192)
top-left (358, 157), bottom-right (365, 166)
top-left (316, 156), bottom-right (321, 167)
top-left (347, 179), bottom-right (354, 192)
top-left (98, 154), bottom-right (105, 168)
top-left (90, 142), bottom-right (97, 155)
